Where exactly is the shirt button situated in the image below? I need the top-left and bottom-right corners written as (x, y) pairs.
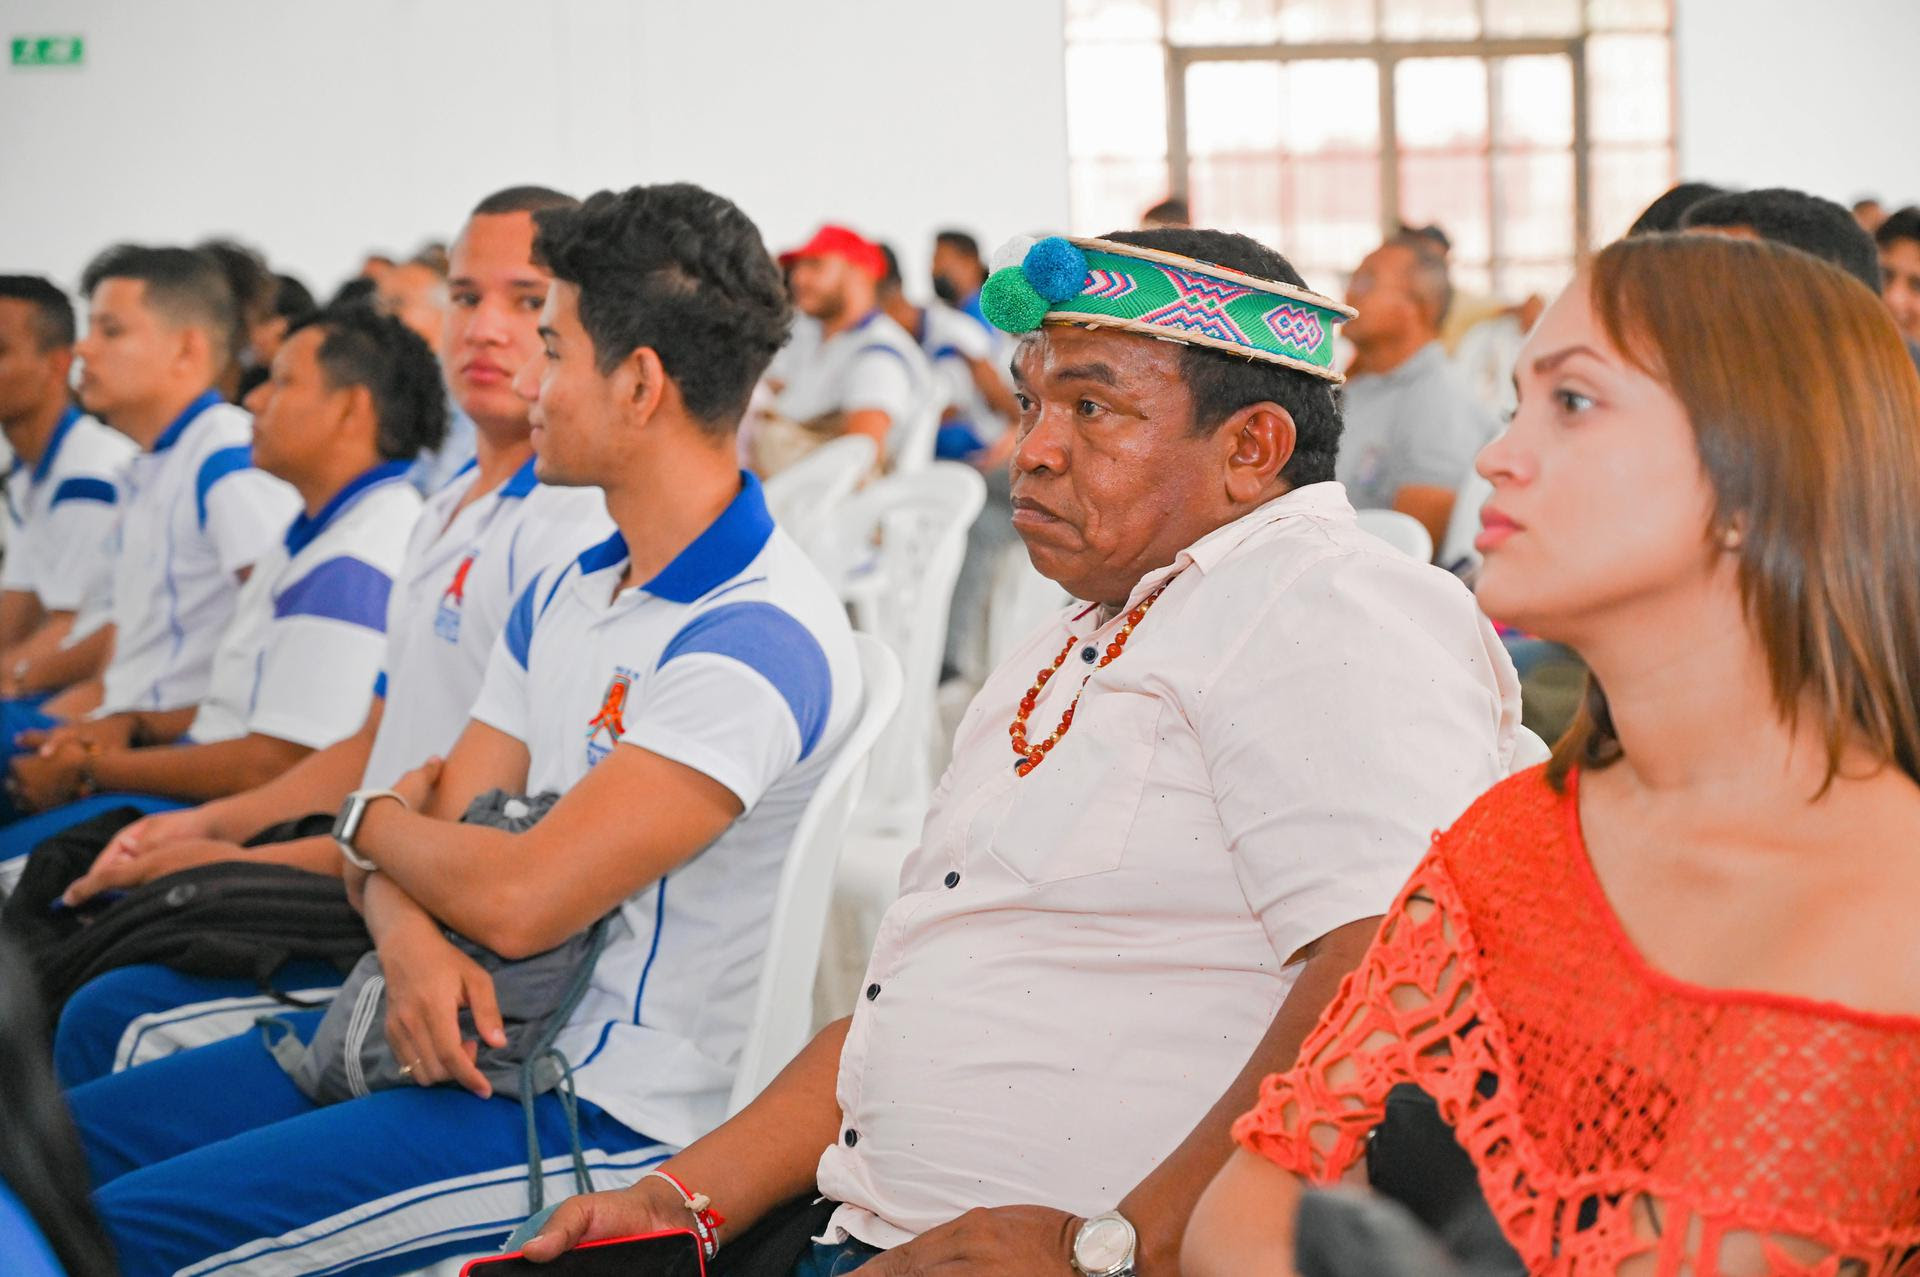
top-left (865, 983), bottom-right (881, 1001)
top-left (844, 1128), bottom-right (859, 1147)
top-left (1080, 645), bottom-right (1098, 663)
top-left (943, 871), bottom-right (960, 888)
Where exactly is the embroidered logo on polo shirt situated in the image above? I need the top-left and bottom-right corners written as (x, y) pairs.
top-left (434, 553), bottom-right (476, 643)
top-left (586, 671), bottom-right (632, 766)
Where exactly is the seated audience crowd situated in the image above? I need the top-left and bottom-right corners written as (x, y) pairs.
top-left (1, 170), bottom-right (1918, 1277)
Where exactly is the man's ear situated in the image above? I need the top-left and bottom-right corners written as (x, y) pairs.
top-left (1222, 401), bottom-right (1296, 503)
top-left (342, 382), bottom-right (378, 444)
top-left (621, 346), bottom-right (669, 428)
top-left (47, 347), bottom-right (75, 391)
top-left (177, 324), bottom-right (217, 381)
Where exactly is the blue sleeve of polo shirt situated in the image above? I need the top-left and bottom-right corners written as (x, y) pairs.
top-left (272, 557), bottom-right (392, 632)
top-left (195, 446), bottom-right (253, 529)
top-left (27, 477), bottom-right (124, 612)
top-left (249, 556), bottom-right (397, 749)
top-left (198, 447), bottom-right (299, 576)
top-left (466, 574), bottom-right (546, 745)
top-left (503, 575), bottom-right (540, 670)
top-left (50, 477), bottom-right (116, 508)
top-left (623, 601), bottom-right (834, 809)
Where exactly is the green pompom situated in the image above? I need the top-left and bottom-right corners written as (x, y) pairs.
top-left (980, 266), bottom-right (1051, 334)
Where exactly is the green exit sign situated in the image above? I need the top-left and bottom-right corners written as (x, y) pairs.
top-left (11, 36), bottom-right (85, 67)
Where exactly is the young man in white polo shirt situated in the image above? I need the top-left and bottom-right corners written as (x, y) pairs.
top-left (750, 224), bottom-right (933, 474)
top-left (874, 245), bottom-right (1016, 465)
top-left (2, 308), bottom-right (443, 864)
top-left (0, 277), bottom-right (136, 721)
top-left (25, 246), bottom-right (300, 745)
top-left (47, 186), bottom-right (612, 1083)
top-left (66, 181), bottom-right (863, 1277)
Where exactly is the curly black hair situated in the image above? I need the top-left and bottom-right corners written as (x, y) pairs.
top-left (1627, 181), bottom-right (1728, 236)
top-left (287, 306), bottom-right (450, 462)
top-left (1099, 227), bottom-right (1345, 489)
top-left (533, 184), bottom-right (792, 431)
top-left (1682, 187), bottom-right (1882, 292)
top-left (1877, 205), bottom-right (1920, 252)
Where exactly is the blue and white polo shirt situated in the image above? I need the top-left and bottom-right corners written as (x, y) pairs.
top-left (915, 302), bottom-right (1009, 460)
top-left (98, 390), bottom-right (300, 714)
top-left (1, 405), bottom-right (137, 618)
top-left (188, 462), bottom-right (422, 748)
top-left (772, 311), bottom-right (933, 444)
top-left (468, 471), bottom-right (862, 1147)
top-left (361, 456), bottom-right (610, 789)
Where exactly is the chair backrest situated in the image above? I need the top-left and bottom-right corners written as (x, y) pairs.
top-left (728, 634), bottom-right (903, 1115)
top-left (1354, 508), bottom-right (1434, 563)
top-left (762, 434), bottom-right (877, 562)
top-left (985, 542), bottom-right (1071, 674)
top-left (822, 464), bottom-right (986, 832)
top-left (885, 398), bottom-right (942, 476)
top-left (884, 339), bottom-right (945, 476)
top-left (1436, 469), bottom-right (1494, 576)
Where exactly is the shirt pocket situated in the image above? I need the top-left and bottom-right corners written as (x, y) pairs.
top-left (984, 688), bottom-right (1162, 885)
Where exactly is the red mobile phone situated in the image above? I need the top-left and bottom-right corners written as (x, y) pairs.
top-left (460, 1228), bottom-right (706, 1276)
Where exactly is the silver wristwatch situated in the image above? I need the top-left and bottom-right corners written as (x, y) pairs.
top-left (1071, 1210), bottom-right (1137, 1277)
top-left (332, 787), bottom-right (407, 872)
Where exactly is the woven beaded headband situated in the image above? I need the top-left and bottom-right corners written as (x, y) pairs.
top-left (980, 236), bottom-right (1356, 383)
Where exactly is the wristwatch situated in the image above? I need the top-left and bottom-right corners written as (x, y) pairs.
top-left (332, 787), bottom-right (408, 872)
top-left (1071, 1211), bottom-right (1137, 1277)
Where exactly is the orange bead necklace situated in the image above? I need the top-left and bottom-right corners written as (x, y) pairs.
top-left (1009, 578), bottom-right (1173, 777)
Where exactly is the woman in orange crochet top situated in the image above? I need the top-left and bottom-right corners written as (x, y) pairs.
top-left (1182, 232), bottom-right (1920, 1277)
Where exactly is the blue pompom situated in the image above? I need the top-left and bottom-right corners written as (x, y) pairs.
top-left (1022, 237), bottom-right (1090, 304)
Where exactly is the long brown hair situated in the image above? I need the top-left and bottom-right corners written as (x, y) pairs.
top-left (1548, 233), bottom-right (1920, 792)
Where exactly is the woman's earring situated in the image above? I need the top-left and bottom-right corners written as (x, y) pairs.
top-left (1719, 525), bottom-right (1743, 551)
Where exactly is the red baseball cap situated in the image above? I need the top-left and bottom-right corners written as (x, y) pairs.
top-left (778, 224), bottom-right (886, 280)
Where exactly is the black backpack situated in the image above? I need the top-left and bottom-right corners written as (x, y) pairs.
top-left (0, 807), bottom-right (370, 1026)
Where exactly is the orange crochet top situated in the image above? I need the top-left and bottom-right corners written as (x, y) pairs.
top-left (1233, 766), bottom-right (1920, 1276)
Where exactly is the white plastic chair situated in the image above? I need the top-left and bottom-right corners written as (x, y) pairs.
top-left (1354, 508), bottom-right (1435, 563)
top-left (985, 543), bottom-right (1071, 674)
top-left (806, 468), bottom-right (986, 1025)
top-left (761, 434), bottom-right (876, 562)
top-left (729, 633), bottom-right (903, 1113)
top-left (884, 400), bottom-right (942, 476)
top-left (1436, 469), bottom-right (1493, 576)
top-left (817, 464), bottom-right (986, 834)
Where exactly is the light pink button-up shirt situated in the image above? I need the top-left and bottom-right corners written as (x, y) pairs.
top-left (816, 481), bottom-right (1522, 1248)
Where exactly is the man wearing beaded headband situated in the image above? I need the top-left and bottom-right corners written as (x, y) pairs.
top-left (529, 227), bottom-right (1522, 1277)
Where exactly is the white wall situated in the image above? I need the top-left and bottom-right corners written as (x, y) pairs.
top-left (1676, 0), bottom-right (1920, 207)
top-left (0, 0), bottom-right (1070, 298)
top-left (12, 0), bottom-right (1913, 306)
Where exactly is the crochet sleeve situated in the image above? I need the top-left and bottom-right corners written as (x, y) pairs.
top-left (1232, 847), bottom-right (1471, 1183)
